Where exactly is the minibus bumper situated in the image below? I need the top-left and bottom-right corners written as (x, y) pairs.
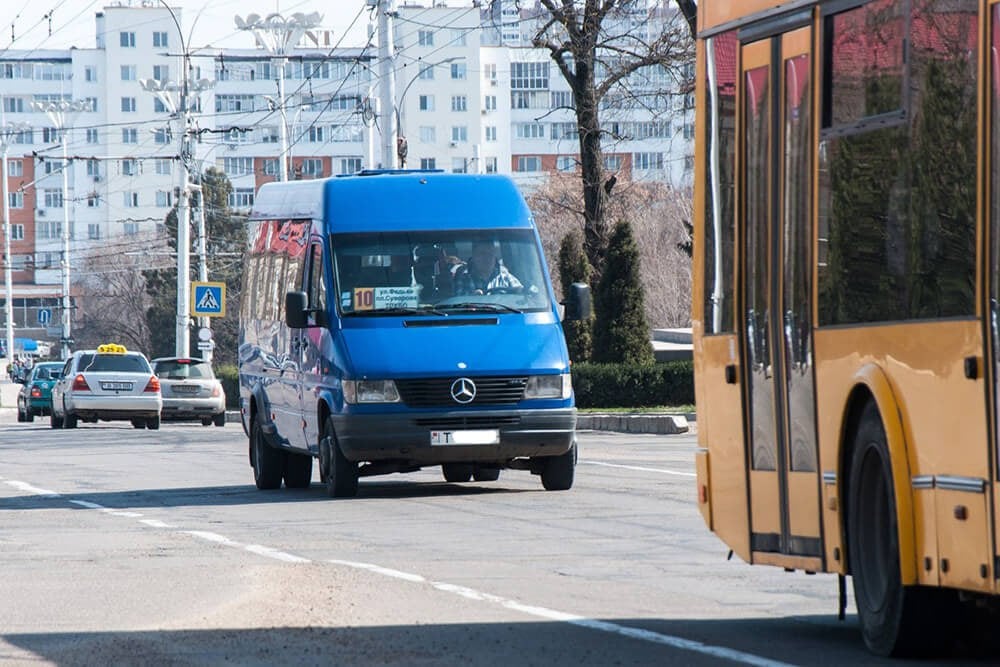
top-left (332, 408), bottom-right (576, 464)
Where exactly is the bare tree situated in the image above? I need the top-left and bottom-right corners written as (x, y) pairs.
top-left (528, 174), bottom-right (692, 329)
top-left (525, 0), bottom-right (693, 283)
top-left (73, 232), bottom-right (171, 352)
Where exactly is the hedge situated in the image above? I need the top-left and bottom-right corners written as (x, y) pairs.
top-left (217, 360), bottom-right (695, 411)
top-left (570, 361), bottom-right (694, 409)
top-left (217, 364), bottom-right (240, 409)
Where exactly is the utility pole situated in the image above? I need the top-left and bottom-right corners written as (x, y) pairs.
top-left (235, 12), bottom-right (323, 182)
top-left (377, 0), bottom-right (398, 169)
top-left (0, 119), bottom-right (30, 366)
top-left (30, 99), bottom-right (91, 360)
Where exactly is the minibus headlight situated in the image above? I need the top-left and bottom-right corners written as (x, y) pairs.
top-left (343, 379), bottom-right (401, 404)
top-left (524, 373), bottom-right (572, 400)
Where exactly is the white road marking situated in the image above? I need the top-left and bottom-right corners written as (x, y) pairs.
top-left (580, 460), bottom-right (696, 477)
top-left (183, 530), bottom-right (242, 547)
top-left (245, 544), bottom-right (311, 563)
top-left (4, 480), bottom-right (61, 497)
top-left (328, 559), bottom-right (793, 667)
top-left (140, 519), bottom-right (175, 529)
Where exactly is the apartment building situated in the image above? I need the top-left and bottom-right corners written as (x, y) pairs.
top-left (0, 1), bottom-right (691, 340)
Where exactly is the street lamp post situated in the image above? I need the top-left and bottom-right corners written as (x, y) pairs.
top-left (139, 77), bottom-right (213, 358)
top-left (30, 99), bottom-right (91, 361)
top-left (0, 120), bottom-right (31, 365)
top-left (235, 12), bottom-right (323, 182)
top-left (396, 57), bottom-right (464, 167)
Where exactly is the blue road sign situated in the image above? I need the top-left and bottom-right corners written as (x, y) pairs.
top-left (191, 282), bottom-right (226, 318)
top-left (37, 308), bottom-right (52, 325)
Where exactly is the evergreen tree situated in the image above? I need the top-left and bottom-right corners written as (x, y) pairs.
top-left (557, 230), bottom-right (592, 361)
top-left (592, 220), bottom-right (654, 364)
top-left (143, 167), bottom-right (246, 365)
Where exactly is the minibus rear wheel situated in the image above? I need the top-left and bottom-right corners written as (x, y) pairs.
top-left (442, 463), bottom-right (473, 483)
top-left (251, 412), bottom-right (283, 490)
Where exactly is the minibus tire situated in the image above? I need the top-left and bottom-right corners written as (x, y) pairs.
top-left (63, 410), bottom-right (78, 429)
top-left (251, 414), bottom-right (283, 490)
top-left (213, 413), bottom-right (226, 427)
top-left (322, 417), bottom-right (358, 498)
top-left (442, 463), bottom-right (473, 483)
top-left (284, 452), bottom-right (313, 489)
top-left (540, 441), bottom-right (576, 491)
top-left (848, 404), bottom-right (945, 656)
top-left (473, 465), bottom-right (500, 482)
top-left (146, 415), bottom-right (160, 430)
top-left (50, 411), bottom-right (63, 429)
top-left (131, 419), bottom-right (145, 429)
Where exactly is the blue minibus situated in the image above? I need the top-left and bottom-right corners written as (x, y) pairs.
top-left (239, 170), bottom-right (590, 497)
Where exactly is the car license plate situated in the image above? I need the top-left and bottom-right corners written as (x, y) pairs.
top-left (430, 429), bottom-right (499, 445)
top-left (172, 385), bottom-right (199, 395)
top-left (101, 381), bottom-right (133, 391)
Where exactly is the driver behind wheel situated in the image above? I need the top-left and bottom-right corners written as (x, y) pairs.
top-left (453, 240), bottom-right (523, 295)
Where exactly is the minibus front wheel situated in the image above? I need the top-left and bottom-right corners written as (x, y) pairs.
top-left (320, 417), bottom-right (358, 498)
top-left (540, 440), bottom-right (577, 491)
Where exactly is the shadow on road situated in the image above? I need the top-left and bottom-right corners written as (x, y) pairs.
top-left (2, 615), bottom-right (998, 666)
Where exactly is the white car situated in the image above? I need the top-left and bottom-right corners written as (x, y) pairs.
top-left (152, 356), bottom-right (227, 426)
top-left (50, 344), bottom-right (163, 430)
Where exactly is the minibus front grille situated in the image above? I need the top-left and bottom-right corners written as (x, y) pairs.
top-left (396, 376), bottom-right (527, 407)
top-left (413, 416), bottom-right (521, 429)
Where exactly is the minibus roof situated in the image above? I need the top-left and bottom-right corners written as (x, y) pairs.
top-left (249, 172), bottom-right (534, 232)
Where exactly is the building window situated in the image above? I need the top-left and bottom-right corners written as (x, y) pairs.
top-left (8, 159), bottom-right (22, 177)
top-left (485, 126), bottom-right (497, 142)
top-left (3, 97), bottom-right (23, 113)
top-left (229, 188), bottom-right (255, 208)
top-left (215, 95), bottom-right (255, 112)
top-left (340, 157), bottom-right (363, 174)
top-left (84, 66), bottom-right (97, 82)
top-left (43, 189), bottom-right (63, 207)
top-left (551, 90), bottom-right (574, 109)
top-left (451, 62), bottom-right (467, 80)
top-left (261, 126), bottom-right (279, 143)
top-left (301, 158), bottom-right (323, 178)
top-left (154, 128), bottom-right (172, 144)
top-left (120, 31), bottom-right (136, 48)
top-left (87, 223), bottom-right (101, 240)
top-left (122, 128), bottom-right (139, 144)
top-left (121, 65), bottom-right (137, 81)
top-left (11, 223), bottom-right (24, 240)
top-left (418, 65), bottom-right (435, 81)
top-left (485, 156), bottom-right (498, 173)
top-left (511, 62), bottom-right (549, 89)
top-left (86, 128), bottom-right (99, 143)
top-left (451, 29), bottom-right (467, 46)
top-left (419, 126), bottom-right (436, 143)
top-left (123, 191), bottom-right (139, 207)
top-left (222, 157), bottom-right (254, 175)
top-left (153, 31), bottom-right (168, 48)
top-left (515, 123), bottom-right (546, 139)
top-left (121, 159), bottom-right (138, 176)
top-left (684, 155), bottom-right (694, 172)
top-left (86, 159), bottom-right (100, 177)
top-left (308, 126), bottom-right (325, 143)
top-left (451, 126), bottom-right (468, 143)
top-left (42, 127), bottom-right (61, 143)
top-left (153, 98), bottom-right (168, 113)
top-left (87, 195), bottom-right (100, 208)
top-left (156, 190), bottom-right (172, 207)
top-left (121, 97), bottom-right (136, 112)
top-left (154, 159), bottom-right (172, 175)
top-left (418, 30), bottom-right (434, 46)
top-left (451, 158), bottom-right (468, 174)
top-left (604, 155), bottom-right (623, 170)
top-left (84, 97), bottom-right (98, 112)
top-left (123, 223), bottom-right (138, 236)
top-left (8, 192), bottom-right (23, 209)
top-left (451, 95), bottom-right (467, 112)
top-left (633, 152), bottom-right (664, 170)
top-left (484, 63), bottom-right (497, 82)
top-left (420, 158), bottom-right (436, 170)
top-left (515, 156), bottom-right (542, 172)
top-left (153, 65), bottom-right (169, 81)
top-left (37, 221), bottom-right (62, 239)
top-left (419, 95), bottom-right (435, 111)
top-left (263, 159), bottom-right (279, 175)
top-left (484, 95), bottom-right (496, 111)
top-left (556, 156), bottom-right (576, 172)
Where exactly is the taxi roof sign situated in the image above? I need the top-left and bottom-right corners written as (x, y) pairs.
top-left (96, 343), bottom-right (128, 354)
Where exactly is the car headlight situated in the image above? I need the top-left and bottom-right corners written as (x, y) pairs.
top-left (343, 379), bottom-right (401, 404)
top-left (524, 373), bottom-right (572, 400)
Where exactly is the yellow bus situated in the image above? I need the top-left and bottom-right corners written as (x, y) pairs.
top-left (693, 0), bottom-right (1000, 656)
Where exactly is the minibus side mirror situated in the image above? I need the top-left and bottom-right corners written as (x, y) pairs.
top-left (285, 291), bottom-right (309, 328)
top-left (562, 282), bottom-right (592, 321)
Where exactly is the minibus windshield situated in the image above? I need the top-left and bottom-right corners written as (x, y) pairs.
top-left (332, 229), bottom-right (552, 315)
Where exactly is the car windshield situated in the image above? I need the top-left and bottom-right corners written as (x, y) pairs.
top-left (78, 353), bottom-right (150, 373)
top-left (32, 364), bottom-right (63, 381)
top-left (331, 229), bottom-right (551, 316)
top-left (154, 359), bottom-right (214, 379)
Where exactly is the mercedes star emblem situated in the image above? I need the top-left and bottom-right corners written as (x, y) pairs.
top-left (450, 377), bottom-right (477, 404)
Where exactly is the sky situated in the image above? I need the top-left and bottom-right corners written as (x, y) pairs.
top-left (1, 0), bottom-right (389, 53)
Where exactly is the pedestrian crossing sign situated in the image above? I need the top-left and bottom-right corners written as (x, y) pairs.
top-left (192, 282), bottom-right (226, 317)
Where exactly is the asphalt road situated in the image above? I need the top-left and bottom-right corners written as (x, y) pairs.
top-left (1, 405), bottom-right (996, 666)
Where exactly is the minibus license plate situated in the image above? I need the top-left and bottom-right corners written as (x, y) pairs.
top-left (430, 430), bottom-right (499, 445)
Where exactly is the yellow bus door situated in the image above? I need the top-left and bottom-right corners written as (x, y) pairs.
top-left (741, 25), bottom-right (822, 565)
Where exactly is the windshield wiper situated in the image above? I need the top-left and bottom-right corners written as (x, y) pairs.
top-left (346, 306), bottom-right (447, 317)
top-left (438, 302), bottom-right (523, 314)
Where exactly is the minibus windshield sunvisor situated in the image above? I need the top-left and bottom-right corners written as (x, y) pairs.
top-left (331, 229), bottom-right (551, 316)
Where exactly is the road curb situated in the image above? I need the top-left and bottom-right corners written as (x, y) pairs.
top-left (576, 413), bottom-right (692, 435)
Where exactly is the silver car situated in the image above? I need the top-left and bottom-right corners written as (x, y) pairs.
top-left (152, 357), bottom-right (227, 426)
top-left (50, 345), bottom-right (163, 430)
